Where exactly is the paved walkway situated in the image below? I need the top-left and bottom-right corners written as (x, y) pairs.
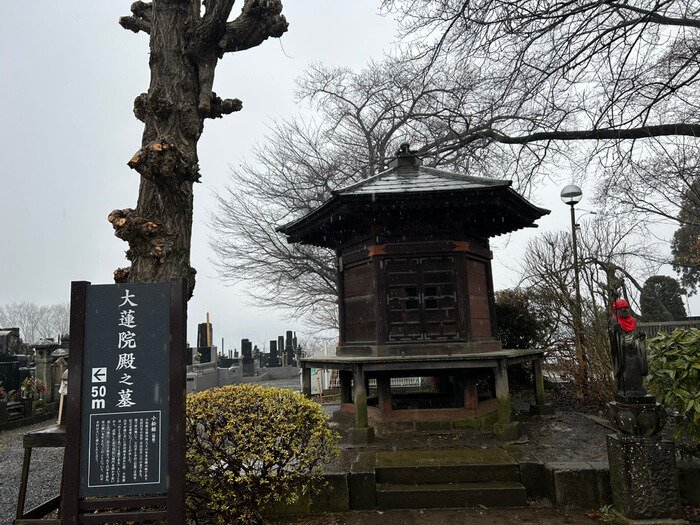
top-left (270, 506), bottom-right (605, 524)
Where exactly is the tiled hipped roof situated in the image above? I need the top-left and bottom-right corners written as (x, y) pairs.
top-left (277, 150), bottom-right (550, 248)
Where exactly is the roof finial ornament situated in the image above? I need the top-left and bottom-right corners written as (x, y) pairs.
top-left (389, 142), bottom-right (422, 168)
top-left (397, 142), bottom-right (412, 156)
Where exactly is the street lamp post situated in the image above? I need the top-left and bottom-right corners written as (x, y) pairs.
top-left (560, 184), bottom-right (587, 385)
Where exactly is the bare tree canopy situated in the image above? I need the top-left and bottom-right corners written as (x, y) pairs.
top-left (210, 54), bottom-right (526, 330)
top-left (109, 0), bottom-right (287, 298)
top-left (0, 302), bottom-right (70, 345)
top-left (381, 1), bottom-right (700, 226)
top-left (212, 1), bottom-right (700, 327)
top-left (382, 0), bottom-right (700, 144)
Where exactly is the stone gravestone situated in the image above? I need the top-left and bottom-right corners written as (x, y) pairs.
top-left (35, 339), bottom-right (59, 402)
top-left (253, 345), bottom-right (260, 371)
top-left (0, 329), bottom-right (22, 393)
top-left (196, 322), bottom-right (213, 363)
top-left (267, 340), bottom-right (279, 368)
top-left (606, 299), bottom-right (685, 524)
top-left (278, 336), bottom-right (285, 366)
top-left (285, 331), bottom-right (296, 367)
top-left (241, 339), bottom-right (254, 376)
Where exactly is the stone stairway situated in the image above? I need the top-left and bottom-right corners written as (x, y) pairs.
top-left (373, 448), bottom-right (527, 509)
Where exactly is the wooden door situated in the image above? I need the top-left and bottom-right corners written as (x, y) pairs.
top-left (385, 257), bottom-right (459, 341)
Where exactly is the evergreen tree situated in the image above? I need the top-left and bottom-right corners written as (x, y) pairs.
top-left (640, 276), bottom-right (687, 322)
top-left (495, 288), bottom-right (549, 349)
top-left (672, 179), bottom-right (700, 296)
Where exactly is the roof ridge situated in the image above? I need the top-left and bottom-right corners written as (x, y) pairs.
top-left (419, 166), bottom-right (510, 187)
top-left (335, 164), bottom-right (512, 196)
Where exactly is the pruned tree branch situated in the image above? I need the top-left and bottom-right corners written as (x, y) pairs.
top-left (207, 94), bottom-right (243, 119)
top-left (119, 1), bottom-right (153, 34)
top-left (119, 15), bottom-right (151, 34)
top-left (222, 0), bottom-right (288, 53)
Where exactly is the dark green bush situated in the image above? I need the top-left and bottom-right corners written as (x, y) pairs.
top-left (646, 329), bottom-right (700, 453)
top-left (185, 384), bottom-right (340, 524)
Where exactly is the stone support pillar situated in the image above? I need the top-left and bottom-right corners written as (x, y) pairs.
top-left (353, 364), bottom-right (368, 428)
top-left (494, 360), bottom-right (511, 424)
top-left (530, 357), bottom-right (555, 415)
top-left (493, 359), bottom-right (521, 439)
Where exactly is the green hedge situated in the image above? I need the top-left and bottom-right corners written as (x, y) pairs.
top-left (185, 384), bottom-right (340, 524)
top-left (646, 329), bottom-right (700, 453)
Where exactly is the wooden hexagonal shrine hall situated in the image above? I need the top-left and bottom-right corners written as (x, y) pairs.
top-left (279, 146), bottom-right (553, 433)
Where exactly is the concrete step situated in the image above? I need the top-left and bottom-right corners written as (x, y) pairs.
top-left (375, 448), bottom-right (520, 484)
top-left (376, 480), bottom-right (528, 509)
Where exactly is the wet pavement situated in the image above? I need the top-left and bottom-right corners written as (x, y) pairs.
top-left (269, 505), bottom-right (606, 524)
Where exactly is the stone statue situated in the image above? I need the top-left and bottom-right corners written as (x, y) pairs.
top-left (605, 300), bottom-right (682, 523)
top-left (607, 299), bottom-right (649, 401)
top-left (606, 298), bottom-right (665, 437)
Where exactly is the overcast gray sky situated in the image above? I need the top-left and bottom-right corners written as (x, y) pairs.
top-left (0, 1), bottom-right (404, 352)
top-left (1, 2), bottom-right (686, 352)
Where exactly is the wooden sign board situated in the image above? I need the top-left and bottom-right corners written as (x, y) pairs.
top-left (62, 279), bottom-right (186, 524)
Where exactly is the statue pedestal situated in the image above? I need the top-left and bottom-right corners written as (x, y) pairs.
top-left (606, 401), bottom-right (666, 437)
top-left (607, 434), bottom-right (686, 524)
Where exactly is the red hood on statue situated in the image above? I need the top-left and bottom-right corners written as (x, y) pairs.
top-left (613, 299), bottom-right (637, 332)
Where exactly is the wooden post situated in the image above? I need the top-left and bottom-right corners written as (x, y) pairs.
top-left (339, 370), bottom-right (353, 404)
top-left (376, 375), bottom-right (392, 416)
top-left (167, 278), bottom-right (187, 524)
top-left (61, 281), bottom-right (89, 524)
top-left (463, 373), bottom-right (478, 411)
top-left (57, 394), bottom-right (65, 425)
top-left (16, 448), bottom-right (33, 519)
top-left (57, 369), bottom-right (68, 424)
top-left (206, 311), bottom-right (211, 347)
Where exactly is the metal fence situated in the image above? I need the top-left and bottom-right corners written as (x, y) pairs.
top-left (318, 369), bottom-right (420, 390)
top-left (637, 320), bottom-right (700, 338)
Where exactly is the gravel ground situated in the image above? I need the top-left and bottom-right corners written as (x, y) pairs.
top-left (0, 421), bottom-right (64, 525)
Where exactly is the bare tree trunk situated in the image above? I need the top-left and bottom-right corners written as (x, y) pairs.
top-left (109, 0), bottom-right (287, 299)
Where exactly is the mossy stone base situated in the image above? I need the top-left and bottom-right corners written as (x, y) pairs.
top-left (609, 508), bottom-right (689, 525)
top-left (493, 421), bottom-right (521, 440)
top-left (349, 451), bottom-right (377, 510)
top-left (343, 426), bottom-right (375, 445)
top-left (263, 474), bottom-right (349, 516)
top-left (415, 419), bottom-right (453, 432)
top-left (546, 461), bottom-right (603, 509)
top-left (32, 399), bottom-right (46, 415)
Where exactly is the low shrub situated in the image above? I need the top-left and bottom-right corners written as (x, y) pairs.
top-left (646, 329), bottom-right (700, 454)
top-left (185, 384), bottom-right (340, 524)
